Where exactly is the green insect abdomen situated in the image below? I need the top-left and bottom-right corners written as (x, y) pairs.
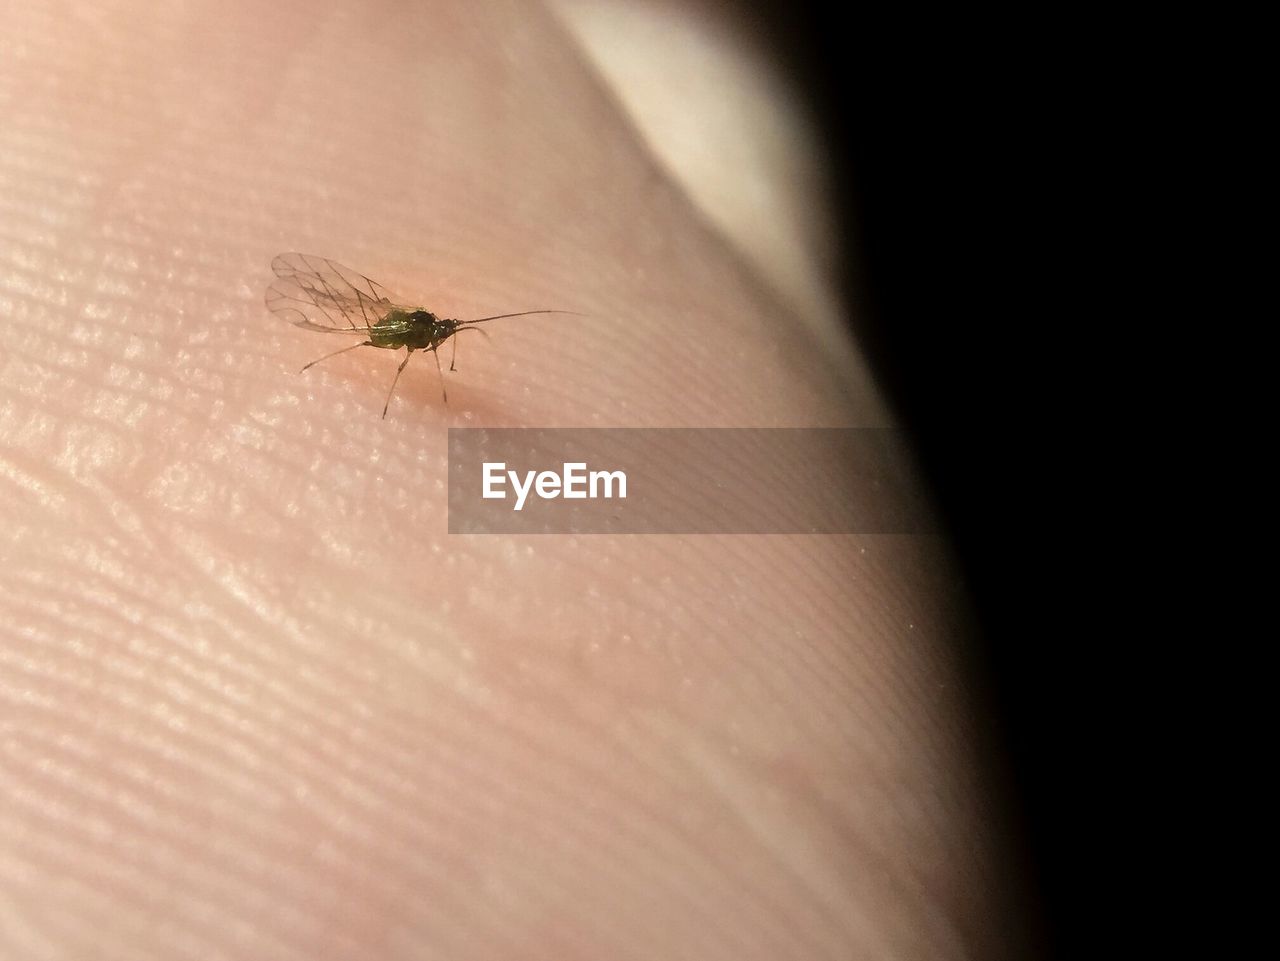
top-left (371, 309), bottom-right (448, 350)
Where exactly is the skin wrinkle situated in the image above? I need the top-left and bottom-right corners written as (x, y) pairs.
top-left (12, 529), bottom-right (849, 957)
top-left (10, 634), bottom-right (680, 957)
top-left (0, 1), bottom-right (1018, 959)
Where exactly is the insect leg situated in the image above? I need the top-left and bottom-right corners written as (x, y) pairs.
top-left (433, 347), bottom-right (448, 404)
top-left (449, 333), bottom-right (459, 372)
top-left (382, 348), bottom-right (415, 419)
top-left (301, 340), bottom-right (372, 372)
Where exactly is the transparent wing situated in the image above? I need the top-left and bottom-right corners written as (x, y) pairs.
top-left (265, 253), bottom-right (404, 333)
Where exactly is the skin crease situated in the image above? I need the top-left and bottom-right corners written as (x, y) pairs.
top-left (0, 1), bottom-right (1021, 959)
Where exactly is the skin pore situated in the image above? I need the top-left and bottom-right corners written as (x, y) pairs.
top-left (0, 2), bottom-right (1021, 958)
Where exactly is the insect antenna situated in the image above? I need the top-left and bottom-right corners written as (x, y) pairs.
top-left (456, 309), bottom-right (582, 326)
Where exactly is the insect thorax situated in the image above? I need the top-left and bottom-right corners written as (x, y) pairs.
top-left (372, 309), bottom-right (456, 350)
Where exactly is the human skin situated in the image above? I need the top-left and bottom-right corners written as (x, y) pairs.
top-left (0, 2), bottom-right (1017, 959)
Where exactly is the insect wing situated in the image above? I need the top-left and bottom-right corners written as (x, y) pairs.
top-left (265, 253), bottom-right (403, 333)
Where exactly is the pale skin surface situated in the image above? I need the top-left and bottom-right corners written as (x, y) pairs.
top-left (0, 2), bottom-right (1019, 959)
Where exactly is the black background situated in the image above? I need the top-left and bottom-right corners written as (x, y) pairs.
top-left (742, 3), bottom-right (1090, 957)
